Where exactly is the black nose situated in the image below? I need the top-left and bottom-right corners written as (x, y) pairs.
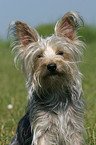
top-left (47, 63), bottom-right (57, 72)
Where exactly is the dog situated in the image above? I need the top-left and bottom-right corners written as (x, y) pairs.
top-left (8, 11), bottom-right (86, 145)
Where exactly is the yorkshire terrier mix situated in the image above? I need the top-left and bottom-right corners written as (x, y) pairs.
top-left (9, 11), bottom-right (86, 145)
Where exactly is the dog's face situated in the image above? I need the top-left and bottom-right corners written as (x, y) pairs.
top-left (30, 37), bottom-right (78, 92)
top-left (9, 11), bottom-right (83, 93)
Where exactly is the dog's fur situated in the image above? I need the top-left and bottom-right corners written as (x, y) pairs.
top-left (8, 11), bottom-right (86, 145)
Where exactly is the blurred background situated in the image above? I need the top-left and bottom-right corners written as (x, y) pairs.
top-left (0, 0), bottom-right (96, 144)
top-left (0, 0), bottom-right (96, 39)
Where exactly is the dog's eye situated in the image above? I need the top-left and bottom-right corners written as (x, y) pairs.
top-left (57, 51), bottom-right (64, 56)
top-left (37, 54), bottom-right (43, 58)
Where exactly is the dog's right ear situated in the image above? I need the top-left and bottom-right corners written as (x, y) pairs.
top-left (8, 21), bottom-right (39, 47)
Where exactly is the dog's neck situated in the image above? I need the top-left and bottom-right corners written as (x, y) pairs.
top-left (29, 87), bottom-right (72, 113)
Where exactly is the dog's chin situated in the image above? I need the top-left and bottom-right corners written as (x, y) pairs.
top-left (39, 70), bottom-right (73, 91)
top-left (41, 72), bottom-right (63, 84)
top-left (39, 71), bottom-right (67, 91)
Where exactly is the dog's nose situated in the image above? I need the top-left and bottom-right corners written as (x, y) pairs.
top-left (47, 63), bottom-right (57, 72)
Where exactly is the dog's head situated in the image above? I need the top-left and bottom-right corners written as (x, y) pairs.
top-left (8, 11), bottom-right (84, 94)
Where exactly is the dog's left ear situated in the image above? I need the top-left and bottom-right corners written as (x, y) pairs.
top-left (55, 11), bottom-right (83, 40)
top-left (8, 21), bottom-right (39, 47)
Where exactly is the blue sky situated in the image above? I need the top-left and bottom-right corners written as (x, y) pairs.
top-left (0, 0), bottom-right (96, 39)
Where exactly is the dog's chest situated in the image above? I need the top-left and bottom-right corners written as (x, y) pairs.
top-left (32, 111), bottom-right (67, 145)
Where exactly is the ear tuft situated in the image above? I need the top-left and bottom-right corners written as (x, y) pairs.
top-left (55, 11), bottom-right (83, 40)
top-left (8, 21), bottom-right (39, 47)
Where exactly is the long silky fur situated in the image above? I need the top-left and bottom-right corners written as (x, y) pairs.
top-left (8, 11), bottom-right (87, 145)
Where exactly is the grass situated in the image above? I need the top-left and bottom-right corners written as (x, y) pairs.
top-left (82, 42), bottom-right (96, 144)
top-left (0, 25), bottom-right (96, 144)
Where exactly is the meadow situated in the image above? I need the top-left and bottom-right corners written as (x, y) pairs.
top-left (0, 24), bottom-right (96, 145)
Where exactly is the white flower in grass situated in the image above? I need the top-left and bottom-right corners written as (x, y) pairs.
top-left (8, 104), bottom-right (13, 109)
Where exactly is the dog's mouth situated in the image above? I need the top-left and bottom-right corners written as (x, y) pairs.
top-left (43, 70), bottom-right (64, 79)
top-left (48, 71), bottom-right (63, 76)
